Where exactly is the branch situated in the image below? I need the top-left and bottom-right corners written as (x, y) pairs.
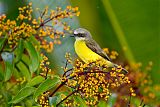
top-left (63, 68), bottom-right (73, 77)
top-left (56, 90), bottom-right (77, 107)
top-left (35, 11), bottom-right (70, 30)
top-left (49, 81), bottom-right (67, 97)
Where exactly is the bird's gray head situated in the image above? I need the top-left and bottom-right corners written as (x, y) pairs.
top-left (73, 28), bottom-right (92, 40)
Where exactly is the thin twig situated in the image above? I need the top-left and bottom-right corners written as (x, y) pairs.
top-left (45, 68), bottom-right (49, 80)
top-left (140, 99), bottom-right (143, 106)
top-left (66, 70), bottom-right (110, 78)
top-left (41, 8), bottom-right (47, 19)
top-left (56, 90), bottom-right (77, 107)
top-left (127, 94), bottom-right (131, 107)
top-left (49, 81), bottom-right (67, 97)
top-left (0, 38), bottom-right (7, 54)
top-left (35, 12), bottom-right (69, 30)
top-left (63, 68), bottom-right (73, 77)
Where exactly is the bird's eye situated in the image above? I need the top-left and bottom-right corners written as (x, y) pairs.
top-left (78, 33), bottom-right (84, 37)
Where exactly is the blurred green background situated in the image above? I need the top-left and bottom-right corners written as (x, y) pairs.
top-left (1, 0), bottom-right (159, 84)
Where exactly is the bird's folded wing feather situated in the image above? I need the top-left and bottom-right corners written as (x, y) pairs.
top-left (85, 39), bottom-right (111, 61)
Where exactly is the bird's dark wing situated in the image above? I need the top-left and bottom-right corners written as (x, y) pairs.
top-left (85, 39), bottom-right (111, 61)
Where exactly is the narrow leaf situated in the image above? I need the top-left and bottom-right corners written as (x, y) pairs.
top-left (4, 61), bottom-right (13, 81)
top-left (49, 92), bottom-right (65, 106)
top-left (0, 38), bottom-right (6, 51)
top-left (21, 54), bottom-right (30, 65)
top-left (98, 100), bottom-right (109, 107)
top-left (29, 35), bottom-right (40, 47)
top-left (24, 41), bottom-right (39, 72)
top-left (16, 61), bottom-right (31, 80)
top-left (26, 76), bottom-right (45, 87)
top-left (49, 96), bottom-right (58, 107)
top-left (9, 87), bottom-right (36, 104)
top-left (1, 52), bottom-right (14, 81)
top-left (14, 39), bottom-right (24, 63)
top-left (33, 76), bottom-right (60, 99)
top-left (73, 95), bottom-right (87, 107)
top-left (102, 0), bottom-right (135, 65)
top-left (107, 94), bottom-right (117, 107)
top-left (0, 64), bottom-right (4, 81)
top-left (13, 68), bottom-right (21, 79)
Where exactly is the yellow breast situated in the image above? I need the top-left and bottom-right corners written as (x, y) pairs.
top-left (74, 40), bottom-right (103, 63)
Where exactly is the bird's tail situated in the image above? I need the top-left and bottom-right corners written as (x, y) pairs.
top-left (113, 64), bottom-right (128, 74)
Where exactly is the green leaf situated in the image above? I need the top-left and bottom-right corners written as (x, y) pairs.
top-left (29, 35), bottom-right (40, 48)
top-left (24, 41), bottom-right (39, 72)
top-left (49, 92), bottom-right (66, 106)
top-left (16, 61), bottom-right (31, 80)
top-left (2, 91), bottom-right (12, 106)
top-left (13, 68), bottom-right (21, 79)
top-left (1, 52), bottom-right (14, 81)
top-left (73, 95), bottom-right (87, 107)
top-left (33, 76), bottom-right (60, 99)
top-left (21, 54), bottom-right (30, 65)
top-left (107, 94), bottom-right (117, 107)
top-left (102, 0), bottom-right (136, 65)
top-left (26, 76), bottom-right (45, 87)
top-left (4, 61), bottom-right (13, 81)
top-left (98, 100), bottom-right (109, 107)
top-left (24, 99), bottom-right (33, 107)
top-left (9, 87), bottom-right (36, 104)
top-left (14, 39), bottom-right (24, 63)
top-left (0, 38), bottom-right (6, 51)
top-left (0, 64), bottom-right (4, 81)
top-left (49, 96), bottom-right (59, 107)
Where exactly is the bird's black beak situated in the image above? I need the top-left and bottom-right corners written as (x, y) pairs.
top-left (70, 35), bottom-right (75, 37)
top-left (70, 33), bottom-right (78, 37)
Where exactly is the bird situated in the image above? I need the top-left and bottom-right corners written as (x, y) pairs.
top-left (72, 28), bottom-right (128, 74)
